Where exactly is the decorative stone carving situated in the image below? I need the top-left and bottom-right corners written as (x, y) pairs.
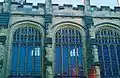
top-left (92, 45), bottom-right (99, 62)
top-left (3, 3), bottom-right (9, 12)
top-left (95, 66), bottom-right (101, 78)
top-left (46, 66), bottom-right (53, 75)
top-left (0, 29), bottom-right (8, 36)
top-left (45, 44), bottom-right (54, 78)
top-left (89, 26), bottom-right (95, 38)
top-left (0, 43), bottom-right (5, 72)
top-left (45, 44), bottom-right (54, 62)
top-left (91, 45), bottom-right (101, 78)
top-left (46, 66), bottom-right (53, 78)
top-left (45, 0), bottom-right (52, 14)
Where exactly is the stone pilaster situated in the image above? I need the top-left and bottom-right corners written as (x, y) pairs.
top-left (45, 44), bottom-right (54, 63)
top-left (89, 26), bottom-right (101, 78)
top-left (45, 44), bottom-right (54, 78)
top-left (83, 16), bottom-right (94, 78)
top-left (0, 43), bottom-right (6, 78)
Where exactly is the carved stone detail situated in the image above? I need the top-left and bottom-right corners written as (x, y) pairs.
top-left (45, 44), bottom-right (54, 62)
top-left (89, 26), bottom-right (95, 38)
top-left (3, 3), bottom-right (9, 12)
top-left (46, 66), bottom-right (53, 75)
top-left (45, 44), bottom-right (54, 78)
top-left (0, 43), bottom-right (6, 72)
top-left (92, 45), bottom-right (99, 62)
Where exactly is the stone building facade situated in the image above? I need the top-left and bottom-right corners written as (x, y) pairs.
top-left (0, 0), bottom-right (120, 78)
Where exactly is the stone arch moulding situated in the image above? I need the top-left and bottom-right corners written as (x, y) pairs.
top-left (51, 21), bottom-right (85, 37)
top-left (5, 20), bottom-right (45, 77)
top-left (9, 20), bottom-right (45, 29)
top-left (94, 22), bottom-right (120, 32)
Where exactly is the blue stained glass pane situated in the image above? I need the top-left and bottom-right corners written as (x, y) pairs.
top-left (19, 45), bottom-right (25, 72)
top-left (103, 45), bottom-right (109, 56)
top-left (63, 45), bottom-right (68, 75)
top-left (117, 45), bottom-right (120, 64)
top-left (104, 56), bottom-right (110, 63)
top-left (27, 45), bottom-right (33, 72)
top-left (98, 45), bottom-right (102, 56)
top-left (12, 44), bottom-right (18, 71)
top-left (70, 45), bottom-right (76, 68)
top-left (55, 45), bottom-right (61, 74)
top-left (78, 45), bottom-right (83, 65)
top-left (78, 45), bottom-right (84, 76)
top-left (34, 46), bottom-right (41, 72)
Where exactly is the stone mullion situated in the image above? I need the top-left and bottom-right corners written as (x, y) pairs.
top-left (39, 32), bottom-right (42, 76)
top-left (108, 31), bottom-right (114, 76)
top-left (101, 45), bottom-right (106, 77)
top-left (32, 28), bottom-right (35, 76)
top-left (74, 29), bottom-right (79, 77)
top-left (60, 29), bottom-right (63, 76)
top-left (67, 29), bottom-right (71, 76)
top-left (116, 45), bottom-right (120, 75)
top-left (113, 30), bottom-right (120, 76)
top-left (107, 45), bottom-right (113, 76)
top-left (116, 33), bottom-right (120, 75)
top-left (114, 45), bottom-right (120, 75)
top-left (25, 27), bottom-right (28, 75)
top-left (17, 29), bottom-right (21, 76)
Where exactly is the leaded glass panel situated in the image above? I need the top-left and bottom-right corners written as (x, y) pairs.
top-left (96, 27), bottom-right (120, 78)
top-left (55, 28), bottom-right (84, 78)
top-left (11, 26), bottom-right (42, 77)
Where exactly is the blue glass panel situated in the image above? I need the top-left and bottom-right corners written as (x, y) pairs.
top-left (100, 64), bottom-right (105, 77)
top-left (19, 44), bottom-right (25, 73)
top-left (103, 45), bottom-right (109, 57)
top-left (105, 63), bottom-right (111, 73)
top-left (109, 45), bottom-right (119, 75)
top-left (117, 45), bottom-right (120, 65)
top-left (104, 56), bottom-right (110, 63)
top-left (27, 45), bottom-right (33, 73)
top-left (63, 45), bottom-right (68, 75)
top-left (35, 56), bottom-right (41, 72)
top-left (98, 45), bottom-right (102, 57)
top-left (55, 45), bottom-right (61, 75)
top-left (34, 46), bottom-right (41, 72)
top-left (11, 44), bottom-right (18, 72)
top-left (78, 45), bottom-right (84, 76)
top-left (78, 45), bottom-right (83, 65)
top-left (70, 45), bottom-right (76, 69)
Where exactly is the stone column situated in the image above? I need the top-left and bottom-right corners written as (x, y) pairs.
top-left (0, 43), bottom-right (6, 78)
top-left (45, 44), bottom-right (54, 78)
top-left (89, 26), bottom-right (101, 78)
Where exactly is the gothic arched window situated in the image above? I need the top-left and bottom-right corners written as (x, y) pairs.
top-left (55, 27), bottom-right (84, 77)
top-left (96, 27), bottom-right (120, 78)
top-left (11, 26), bottom-right (42, 77)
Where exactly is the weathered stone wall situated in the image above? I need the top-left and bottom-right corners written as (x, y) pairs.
top-left (0, 1), bottom-right (120, 78)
